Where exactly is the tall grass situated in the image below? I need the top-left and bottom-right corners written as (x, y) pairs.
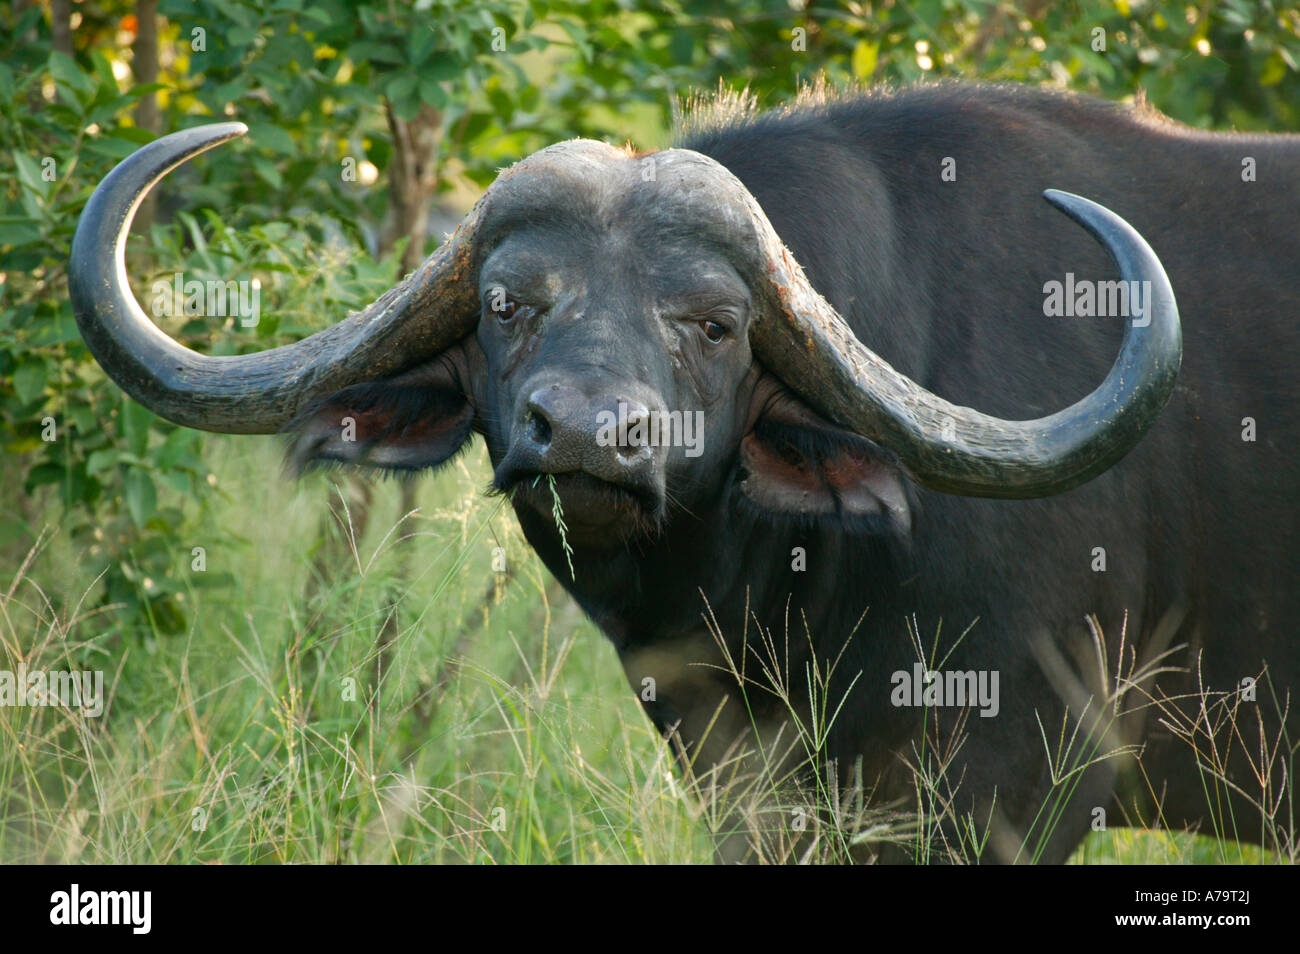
top-left (0, 437), bottom-right (1290, 863)
top-left (0, 437), bottom-right (709, 863)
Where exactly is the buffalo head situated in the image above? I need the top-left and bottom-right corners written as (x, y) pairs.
top-left (69, 123), bottom-right (1181, 548)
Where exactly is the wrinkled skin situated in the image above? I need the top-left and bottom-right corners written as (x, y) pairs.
top-left (478, 224), bottom-right (758, 537)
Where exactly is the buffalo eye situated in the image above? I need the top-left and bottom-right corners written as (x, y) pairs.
top-left (491, 297), bottom-right (532, 325)
top-left (700, 319), bottom-right (727, 343)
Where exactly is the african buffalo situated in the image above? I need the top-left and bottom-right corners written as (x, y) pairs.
top-left (70, 84), bottom-right (1299, 863)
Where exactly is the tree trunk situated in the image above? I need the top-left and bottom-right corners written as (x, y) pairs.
top-left (132, 0), bottom-right (161, 232)
top-left (379, 100), bottom-right (443, 276)
top-left (50, 0), bottom-right (73, 57)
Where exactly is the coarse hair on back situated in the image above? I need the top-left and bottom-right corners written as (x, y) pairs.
top-left (669, 76), bottom-right (1183, 152)
top-left (671, 73), bottom-right (864, 141)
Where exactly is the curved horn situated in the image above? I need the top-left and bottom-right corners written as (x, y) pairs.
top-left (69, 123), bottom-right (481, 433)
top-left (634, 147), bottom-right (1180, 499)
top-left (74, 126), bottom-right (1181, 498)
top-left (742, 187), bottom-right (1182, 499)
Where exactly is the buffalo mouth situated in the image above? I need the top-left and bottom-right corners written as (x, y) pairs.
top-left (497, 468), bottom-right (665, 542)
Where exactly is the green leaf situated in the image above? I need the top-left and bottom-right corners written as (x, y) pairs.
top-left (24, 462), bottom-right (64, 491)
top-left (384, 72), bottom-right (418, 104)
top-left (669, 27), bottom-right (694, 65)
top-left (486, 83), bottom-right (513, 119)
top-left (48, 51), bottom-right (94, 100)
top-left (852, 39), bottom-right (880, 80)
top-left (155, 470), bottom-right (192, 495)
top-left (153, 429), bottom-right (201, 470)
top-left (408, 27), bottom-right (437, 67)
top-left (560, 20), bottom-right (594, 64)
top-left (124, 469), bottom-right (157, 527)
top-left (121, 397), bottom-right (154, 456)
top-left (246, 123), bottom-right (297, 157)
top-left (250, 154), bottom-right (284, 189)
top-left (347, 40), bottom-right (406, 65)
top-left (27, 307), bottom-right (81, 346)
top-left (1260, 51), bottom-right (1288, 86)
top-left (86, 449), bottom-right (125, 475)
top-left (84, 136), bottom-right (145, 160)
top-left (228, 26), bottom-right (260, 47)
top-left (0, 220), bottom-right (41, 247)
top-left (13, 359), bottom-right (47, 405)
top-left (107, 125), bottom-right (157, 144)
top-left (12, 151), bottom-right (51, 201)
top-left (90, 49), bottom-right (118, 91)
top-left (418, 75), bottom-right (449, 109)
top-left (422, 58), bottom-right (462, 84)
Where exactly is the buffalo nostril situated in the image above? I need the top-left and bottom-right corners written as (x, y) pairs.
top-left (524, 408), bottom-right (552, 447)
top-left (615, 406), bottom-right (653, 461)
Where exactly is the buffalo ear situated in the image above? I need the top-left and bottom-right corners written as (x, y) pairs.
top-left (286, 349), bottom-right (477, 474)
top-left (738, 379), bottom-right (912, 532)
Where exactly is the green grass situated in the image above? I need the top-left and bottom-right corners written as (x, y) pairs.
top-left (1, 437), bottom-right (710, 863)
top-left (0, 436), bottom-right (1289, 863)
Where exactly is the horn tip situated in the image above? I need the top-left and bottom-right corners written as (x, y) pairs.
top-left (1041, 188), bottom-right (1084, 211)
